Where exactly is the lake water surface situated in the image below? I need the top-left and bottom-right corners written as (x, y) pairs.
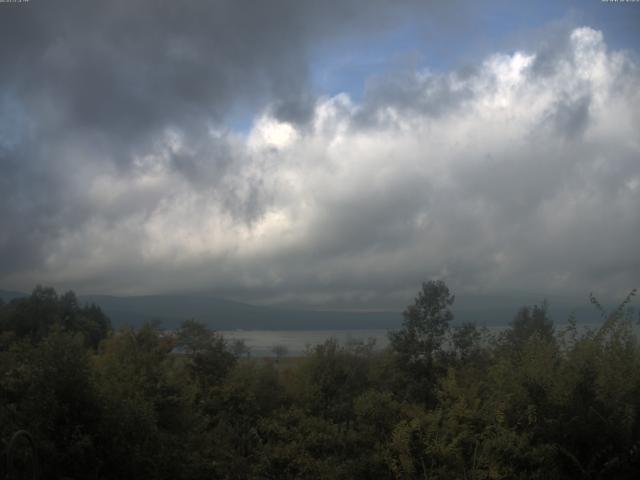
top-left (221, 322), bottom-right (610, 357)
top-left (220, 329), bottom-right (391, 356)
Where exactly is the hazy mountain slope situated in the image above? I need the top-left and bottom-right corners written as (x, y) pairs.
top-left (81, 294), bottom-right (403, 330)
top-left (2, 289), bottom-right (605, 330)
top-left (0, 290), bottom-right (27, 302)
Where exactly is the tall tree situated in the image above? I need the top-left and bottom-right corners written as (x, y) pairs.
top-left (389, 280), bottom-right (455, 404)
top-left (504, 301), bottom-right (554, 350)
top-left (176, 319), bottom-right (237, 393)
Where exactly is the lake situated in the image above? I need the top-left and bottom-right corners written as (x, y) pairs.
top-left (220, 329), bottom-right (391, 356)
top-left (220, 322), bottom-right (612, 357)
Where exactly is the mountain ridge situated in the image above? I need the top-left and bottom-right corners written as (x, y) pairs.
top-left (1, 288), bottom-right (609, 330)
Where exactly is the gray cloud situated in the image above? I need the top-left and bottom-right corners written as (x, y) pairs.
top-left (0, 2), bottom-right (638, 309)
top-left (354, 68), bottom-right (475, 128)
top-left (2, 0), bottom-right (437, 273)
top-left (1, 0), bottom-right (440, 137)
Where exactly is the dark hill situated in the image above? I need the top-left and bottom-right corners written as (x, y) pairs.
top-left (2, 289), bottom-right (605, 330)
top-left (80, 293), bottom-right (403, 330)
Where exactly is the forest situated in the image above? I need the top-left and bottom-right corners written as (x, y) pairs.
top-left (1, 281), bottom-right (639, 479)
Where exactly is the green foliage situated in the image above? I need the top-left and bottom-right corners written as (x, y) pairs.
top-left (0, 329), bottom-right (101, 479)
top-left (176, 319), bottom-right (237, 392)
top-left (294, 338), bottom-right (374, 422)
top-left (388, 279), bottom-right (455, 405)
top-left (0, 286), bottom-right (110, 348)
top-left (502, 301), bottom-right (555, 351)
top-left (1, 283), bottom-right (639, 479)
top-left (390, 280), bottom-right (455, 360)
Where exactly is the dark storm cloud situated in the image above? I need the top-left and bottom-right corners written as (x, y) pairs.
top-left (271, 95), bottom-right (316, 127)
top-left (1, 0), bottom-right (444, 273)
top-left (3, 1), bottom-right (309, 134)
top-left (0, 140), bottom-right (68, 274)
top-left (0, 0), bottom-right (442, 139)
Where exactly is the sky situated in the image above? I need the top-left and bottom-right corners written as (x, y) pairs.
top-left (1, 0), bottom-right (639, 309)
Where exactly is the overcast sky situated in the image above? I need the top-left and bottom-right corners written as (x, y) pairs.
top-left (1, 0), bottom-right (639, 308)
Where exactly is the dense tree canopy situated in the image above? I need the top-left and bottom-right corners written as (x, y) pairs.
top-left (1, 284), bottom-right (639, 479)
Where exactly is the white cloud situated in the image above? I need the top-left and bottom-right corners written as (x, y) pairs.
top-left (5, 27), bottom-right (639, 305)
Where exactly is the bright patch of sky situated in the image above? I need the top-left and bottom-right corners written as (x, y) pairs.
top-left (316, 0), bottom-right (638, 97)
top-left (227, 1), bottom-right (639, 135)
